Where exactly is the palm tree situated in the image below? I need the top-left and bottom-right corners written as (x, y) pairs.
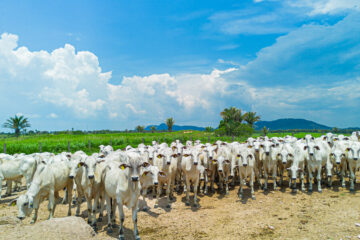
top-left (205, 126), bottom-right (214, 132)
top-left (135, 125), bottom-right (145, 133)
top-left (220, 107), bottom-right (243, 123)
top-left (262, 126), bottom-right (269, 136)
top-left (244, 112), bottom-right (261, 128)
top-left (165, 118), bottom-right (175, 132)
top-left (3, 115), bottom-right (31, 137)
top-left (150, 126), bottom-right (156, 133)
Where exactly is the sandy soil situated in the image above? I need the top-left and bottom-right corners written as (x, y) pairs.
top-left (1, 177), bottom-right (360, 240)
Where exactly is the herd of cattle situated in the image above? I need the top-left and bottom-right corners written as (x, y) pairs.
top-left (1, 131), bottom-right (360, 240)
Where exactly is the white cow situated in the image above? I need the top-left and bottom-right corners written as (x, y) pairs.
top-left (181, 147), bottom-right (201, 207)
top-left (237, 148), bottom-right (256, 200)
top-left (304, 140), bottom-right (331, 192)
top-left (103, 154), bottom-right (147, 240)
top-left (12, 161), bottom-right (73, 223)
top-left (346, 141), bottom-right (360, 192)
top-left (260, 140), bottom-right (279, 191)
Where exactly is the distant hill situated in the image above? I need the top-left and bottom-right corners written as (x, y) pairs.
top-left (254, 118), bottom-right (332, 130)
top-left (145, 123), bottom-right (205, 131)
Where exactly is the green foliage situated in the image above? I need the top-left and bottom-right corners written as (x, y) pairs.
top-left (135, 125), bottom-right (145, 132)
top-left (205, 126), bottom-right (214, 132)
top-left (3, 115), bottom-right (31, 137)
top-left (243, 112), bottom-right (261, 127)
top-left (165, 117), bottom-right (175, 132)
top-left (0, 131), bottom-right (350, 155)
top-left (150, 126), bottom-right (156, 133)
top-left (217, 106), bottom-right (253, 137)
top-left (262, 126), bottom-right (269, 136)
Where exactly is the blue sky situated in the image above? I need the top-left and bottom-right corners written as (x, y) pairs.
top-left (0, 0), bottom-right (360, 131)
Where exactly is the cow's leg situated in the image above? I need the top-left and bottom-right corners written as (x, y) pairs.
top-left (183, 174), bottom-right (187, 193)
top-left (272, 166), bottom-right (277, 191)
top-left (154, 184), bottom-right (161, 208)
top-left (225, 174), bottom-right (229, 195)
top-left (341, 164), bottom-right (346, 188)
top-left (105, 194), bottom-right (113, 234)
top-left (86, 196), bottom-right (92, 224)
top-left (166, 180), bottom-right (171, 208)
top-left (279, 166), bottom-right (284, 186)
top-left (30, 207), bottom-right (39, 224)
top-left (132, 204), bottom-right (140, 240)
top-left (349, 166), bottom-right (355, 192)
top-left (117, 201), bottom-right (125, 240)
top-left (264, 168), bottom-right (268, 191)
top-left (210, 170), bottom-right (215, 193)
top-left (317, 167), bottom-right (322, 193)
top-left (98, 192), bottom-right (105, 221)
top-left (300, 170), bottom-right (305, 192)
top-left (48, 189), bottom-right (55, 219)
top-left (238, 171), bottom-right (244, 199)
top-left (62, 188), bottom-right (68, 204)
top-left (0, 177), bottom-right (3, 199)
top-left (250, 169), bottom-right (255, 200)
top-left (185, 177), bottom-right (191, 206)
top-left (91, 193), bottom-right (100, 231)
top-left (5, 180), bottom-right (12, 196)
top-left (204, 174), bottom-right (208, 195)
top-left (308, 169), bottom-right (313, 192)
top-left (193, 177), bottom-right (199, 207)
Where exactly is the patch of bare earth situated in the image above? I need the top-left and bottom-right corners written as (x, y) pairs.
top-left (1, 178), bottom-right (360, 240)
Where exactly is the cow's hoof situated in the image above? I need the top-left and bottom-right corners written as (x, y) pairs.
top-left (75, 213), bottom-right (80, 217)
top-left (154, 204), bottom-right (158, 208)
top-left (97, 217), bottom-right (103, 222)
top-left (185, 202), bottom-right (190, 206)
top-left (238, 194), bottom-right (242, 199)
top-left (308, 189), bottom-right (312, 193)
top-left (263, 188), bottom-right (268, 192)
top-left (30, 220), bottom-right (36, 224)
top-left (67, 212), bottom-right (71, 216)
top-left (142, 207), bottom-right (149, 212)
top-left (318, 189), bottom-right (322, 193)
top-left (350, 188), bottom-right (355, 192)
top-left (72, 200), bottom-right (77, 205)
top-left (119, 235), bottom-right (125, 240)
top-left (251, 196), bottom-right (256, 200)
top-left (92, 225), bottom-right (97, 232)
top-left (166, 204), bottom-right (171, 209)
top-left (193, 203), bottom-right (199, 208)
top-left (135, 236), bottom-right (141, 240)
top-left (107, 228), bottom-right (113, 234)
top-left (88, 219), bottom-right (91, 224)
top-left (225, 191), bottom-right (229, 195)
top-left (152, 195), bottom-right (156, 198)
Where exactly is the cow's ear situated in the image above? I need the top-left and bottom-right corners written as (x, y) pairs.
top-left (288, 153), bottom-right (293, 157)
top-left (142, 171), bottom-right (150, 177)
top-left (8, 199), bottom-right (17, 207)
top-left (159, 171), bottom-right (166, 177)
top-left (346, 148), bottom-right (351, 151)
top-left (322, 136), bottom-right (326, 140)
top-left (304, 146), bottom-right (308, 150)
top-left (119, 164), bottom-right (128, 170)
top-left (142, 162), bottom-right (150, 168)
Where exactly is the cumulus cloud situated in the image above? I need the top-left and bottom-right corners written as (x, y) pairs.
top-left (290, 0), bottom-right (360, 15)
top-left (1, 10), bottom-right (360, 129)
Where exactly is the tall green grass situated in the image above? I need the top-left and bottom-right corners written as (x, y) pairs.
top-left (0, 131), bottom-right (336, 155)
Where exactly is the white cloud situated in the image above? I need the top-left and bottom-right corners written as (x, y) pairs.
top-left (290, 0), bottom-right (360, 15)
top-left (48, 113), bottom-right (58, 119)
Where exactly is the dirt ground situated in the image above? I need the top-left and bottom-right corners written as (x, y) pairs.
top-left (1, 177), bottom-right (360, 240)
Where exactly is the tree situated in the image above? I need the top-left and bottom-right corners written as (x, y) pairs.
top-left (3, 115), bottom-right (31, 137)
top-left (220, 107), bottom-right (243, 123)
top-left (150, 126), bottom-right (156, 133)
top-left (165, 117), bottom-right (175, 132)
top-left (262, 126), bottom-right (269, 136)
top-left (135, 125), bottom-right (145, 133)
top-left (216, 107), bottom-right (253, 137)
top-left (243, 112), bottom-right (261, 128)
top-left (205, 126), bottom-right (214, 132)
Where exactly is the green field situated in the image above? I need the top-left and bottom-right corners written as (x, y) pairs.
top-left (0, 131), bottom-right (329, 155)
